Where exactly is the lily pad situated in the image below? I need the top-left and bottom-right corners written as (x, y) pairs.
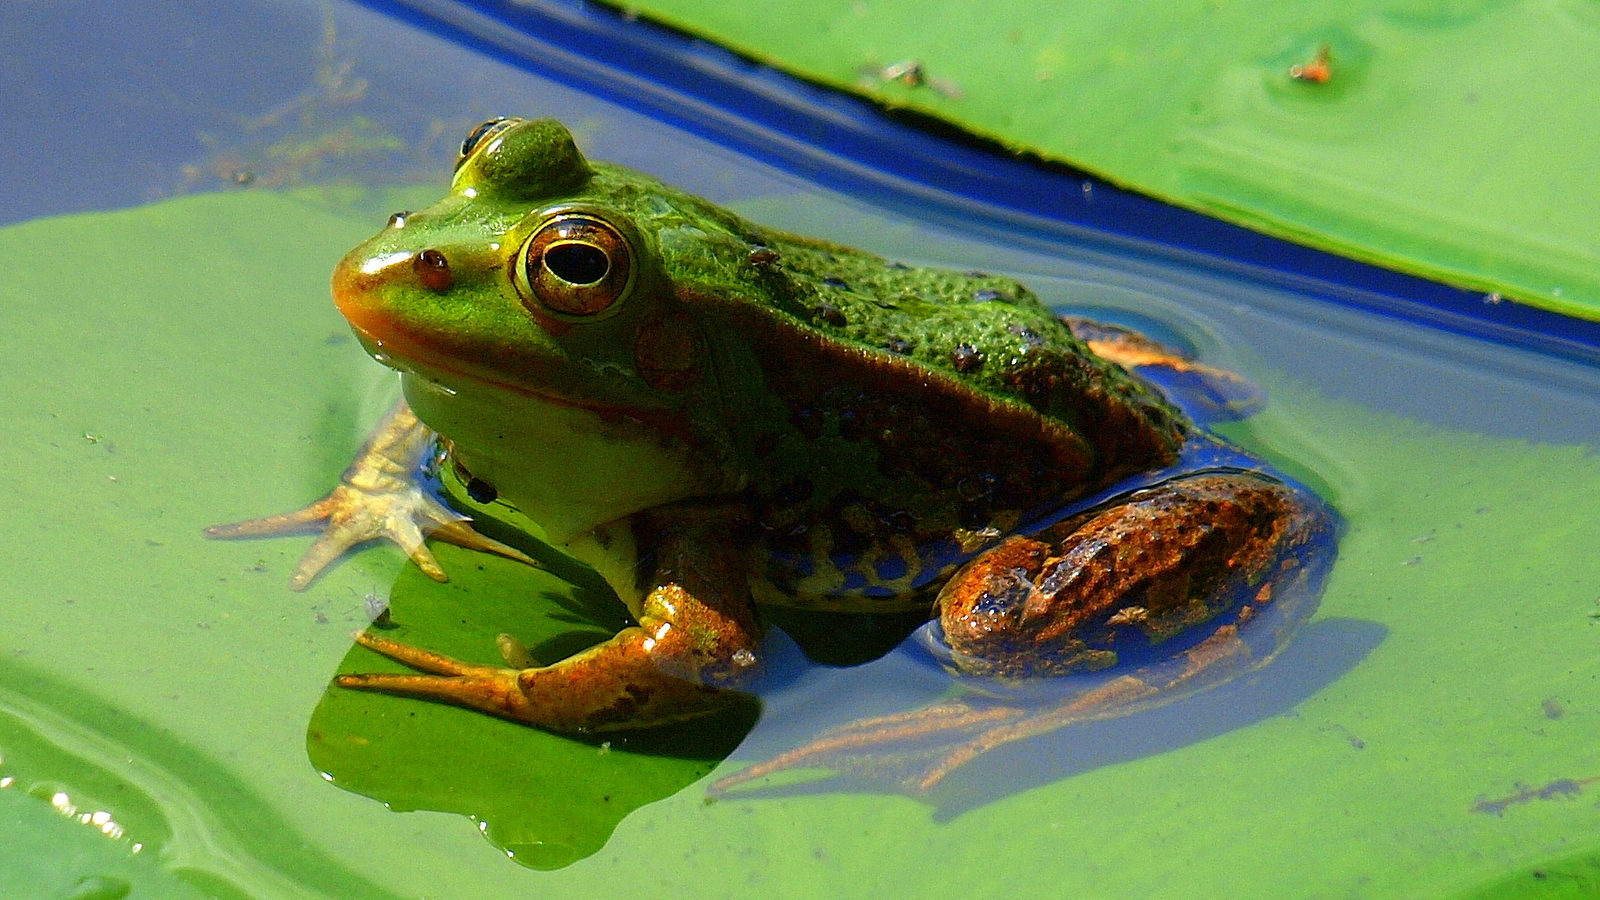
top-left (595, 0), bottom-right (1600, 320)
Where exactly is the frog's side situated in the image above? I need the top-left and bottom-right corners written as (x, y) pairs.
top-left (210, 118), bottom-right (1333, 784)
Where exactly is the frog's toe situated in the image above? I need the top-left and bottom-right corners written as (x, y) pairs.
top-left (204, 497), bottom-right (340, 540)
top-left (712, 637), bottom-right (1238, 796)
top-left (426, 517), bottom-right (538, 570)
top-left (206, 494), bottom-right (369, 590)
top-left (1063, 316), bottom-right (1264, 420)
top-left (1132, 360), bottom-right (1264, 422)
top-left (293, 489), bottom-right (438, 589)
top-left (711, 700), bottom-right (1029, 796)
top-left (340, 621), bottom-right (744, 732)
top-left (345, 630), bottom-right (485, 676)
top-left (338, 632), bottom-right (532, 718)
top-left (209, 482), bottom-right (446, 590)
top-left (206, 401), bottom-right (538, 589)
top-left (208, 476), bottom-right (536, 591)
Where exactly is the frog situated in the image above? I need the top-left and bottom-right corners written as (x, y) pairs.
top-left (209, 117), bottom-right (1336, 789)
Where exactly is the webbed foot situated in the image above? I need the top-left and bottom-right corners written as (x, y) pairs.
top-left (1064, 317), bottom-right (1264, 421)
top-left (205, 401), bottom-right (535, 589)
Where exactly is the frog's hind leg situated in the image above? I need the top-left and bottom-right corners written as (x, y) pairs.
top-left (715, 614), bottom-right (1269, 795)
top-left (1064, 316), bottom-right (1264, 421)
top-left (937, 472), bottom-right (1326, 678)
top-left (715, 472), bottom-right (1334, 794)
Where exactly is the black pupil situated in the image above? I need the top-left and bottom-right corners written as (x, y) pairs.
top-left (457, 118), bottom-right (509, 167)
top-left (544, 243), bottom-right (610, 285)
top-left (460, 120), bottom-right (500, 156)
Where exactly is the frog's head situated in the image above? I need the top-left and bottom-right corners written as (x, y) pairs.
top-left (333, 117), bottom-right (713, 407)
top-left (330, 118), bottom-right (772, 535)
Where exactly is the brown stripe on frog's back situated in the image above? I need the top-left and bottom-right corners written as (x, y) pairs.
top-left (702, 300), bottom-right (1185, 608)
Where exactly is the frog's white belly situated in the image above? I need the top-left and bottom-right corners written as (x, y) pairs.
top-left (401, 366), bottom-right (716, 546)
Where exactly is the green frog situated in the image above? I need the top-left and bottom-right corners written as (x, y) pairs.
top-left (210, 118), bottom-right (1334, 788)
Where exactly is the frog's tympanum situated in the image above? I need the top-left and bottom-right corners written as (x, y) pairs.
top-left (211, 118), bottom-right (1335, 791)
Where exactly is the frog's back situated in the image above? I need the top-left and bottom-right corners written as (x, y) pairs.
top-left (679, 227), bottom-right (1188, 606)
top-left (741, 229), bottom-right (1185, 467)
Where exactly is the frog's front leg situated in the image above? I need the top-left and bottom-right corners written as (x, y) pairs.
top-left (338, 513), bottom-right (764, 730)
top-left (716, 472), bottom-right (1334, 793)
top-left (205, 400), bottom-right (534, 589)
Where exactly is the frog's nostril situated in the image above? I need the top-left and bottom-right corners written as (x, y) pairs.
top-left (413, 248), bottom-right (454, 292)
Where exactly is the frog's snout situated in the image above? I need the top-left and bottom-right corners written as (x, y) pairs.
top-left (332, 249), bottom-right (375, 333)
top-left (331, 244), bottom-right (424, 336)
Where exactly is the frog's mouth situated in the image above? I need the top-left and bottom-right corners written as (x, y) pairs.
top-left (333, 255), bottom-right (589, 405)
top-left (340, 313), bottom-right (703, 448)
top-left (345, 317), bottom-right (584, 411)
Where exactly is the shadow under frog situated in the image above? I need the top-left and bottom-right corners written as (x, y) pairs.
top-left (720, 615), bottom-right (1384, 819)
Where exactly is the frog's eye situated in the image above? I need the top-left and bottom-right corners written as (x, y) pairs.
top-left (515, 213), bottom-right (634, 319)
top-left (455, 117), bottom-right (519, 170)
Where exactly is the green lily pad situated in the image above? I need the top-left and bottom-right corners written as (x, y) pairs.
top-left (605, 0), bottom-right (1600, 320)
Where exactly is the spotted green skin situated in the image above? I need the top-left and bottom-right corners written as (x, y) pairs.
top-left (336, 118), bottom-right (1186, 615)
